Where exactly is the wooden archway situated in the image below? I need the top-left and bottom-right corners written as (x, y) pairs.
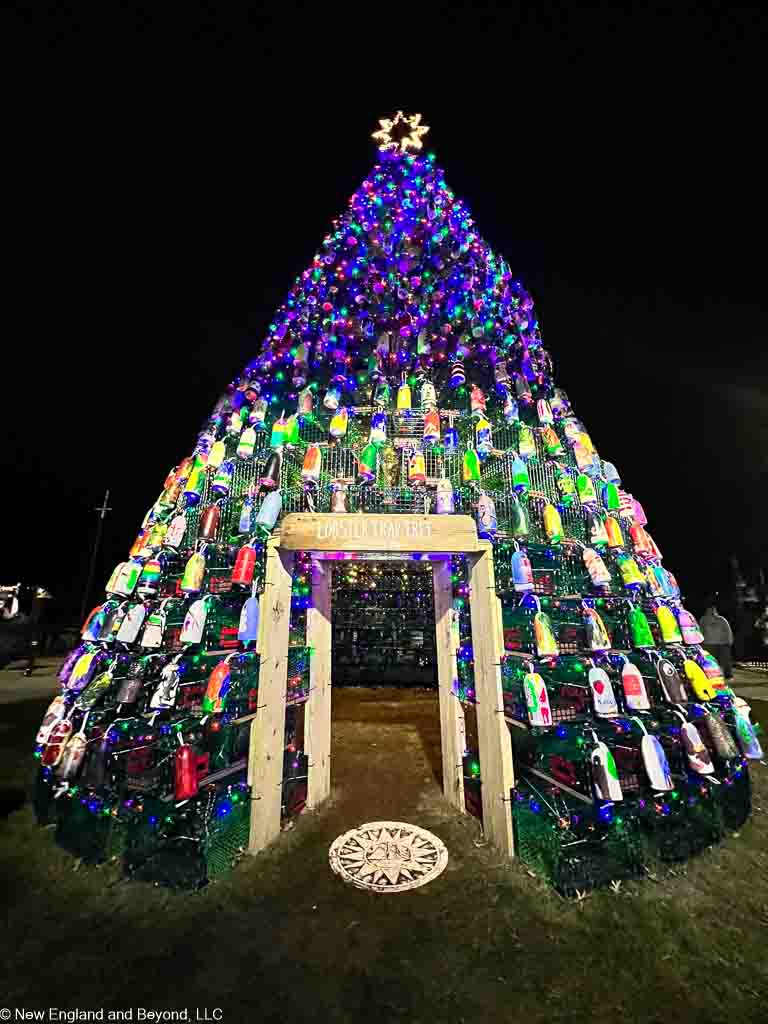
top-left (247, 514), bottom-right (516, 859)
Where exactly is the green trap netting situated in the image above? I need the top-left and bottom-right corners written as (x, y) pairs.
top-left (513, 797), bottom-right (644, 897)
top-left (642, 805), bottom-right (722, 863)
top-left (717, 770), bottom-right (752, 831)
top-left (204, 802), bottom-right (251, 879)
top-left (128, 839), bottom-right (209, 890)
top-left (54, 799), bottom-right (125, 865)
top-left (121, 796), bottom-right (251, 889)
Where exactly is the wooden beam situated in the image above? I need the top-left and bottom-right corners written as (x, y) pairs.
top-left (279, 513), bottom-right (481, 553)
top-left (310, 551), bottom-right (451, 562)
top-left (468, 543), bottom-right (516, 859)
top-left (523, 766), bottom-right (592, 805)
top-left (248, 540), bottom-right (294, 855)
top-left (432, 560), bottom-right (466, 814)
top-left (306, 558), bottom-right (333, 809)
top-left (493, 595), bottom-right (505, 660)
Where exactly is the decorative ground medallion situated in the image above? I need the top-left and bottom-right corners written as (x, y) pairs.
top-left (328, 821), bottom-right (448, 893)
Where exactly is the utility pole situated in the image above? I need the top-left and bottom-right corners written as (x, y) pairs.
top-left (80, 489), bottom-right (112, 625)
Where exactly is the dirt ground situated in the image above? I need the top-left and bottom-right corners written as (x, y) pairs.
top-left (1, 686), bottom-right (767, 1023)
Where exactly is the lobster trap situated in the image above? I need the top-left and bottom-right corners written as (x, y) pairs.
top-left (641, 789), bottom-right (725, 863)
top-left (54, 796), bottom-right (126, 865)
top-left (511, 779), bottom-right (644, 897)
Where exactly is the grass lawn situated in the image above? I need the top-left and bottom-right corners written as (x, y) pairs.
top-left (1, 687), bottom-right (767, 1024)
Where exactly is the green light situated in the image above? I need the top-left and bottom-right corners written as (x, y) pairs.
top-left (275, 371), bottom-right (284, 381)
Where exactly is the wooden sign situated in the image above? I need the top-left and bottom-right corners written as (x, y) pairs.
top-left (278, 513), bottom-right (481, 553)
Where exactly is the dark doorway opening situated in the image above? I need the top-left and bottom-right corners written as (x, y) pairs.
top-left (331, 561), bottom-right (437, 688)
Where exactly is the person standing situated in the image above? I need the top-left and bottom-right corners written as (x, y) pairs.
top-left (754, 606), bottom-right (768, 660)
top-left (700, 604), bottom-right (734, 681)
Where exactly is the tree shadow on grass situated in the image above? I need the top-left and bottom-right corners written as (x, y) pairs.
top-left (0, 788), bottom-right (26, 818)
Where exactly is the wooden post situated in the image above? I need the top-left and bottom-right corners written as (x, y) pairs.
top-left (494, 596), bottom-right (505, 659)
top-left (248, 540), bottom-right (294, 854)
top-left (432, 559), bottom-right (466, 813)
top-left (306, 557), bottom-right (332, 809)
top-left (468, 543), bottom-right (516, 858)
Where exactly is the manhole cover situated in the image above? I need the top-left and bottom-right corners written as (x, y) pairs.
top-left (329, 821), bottom-right (448, 892)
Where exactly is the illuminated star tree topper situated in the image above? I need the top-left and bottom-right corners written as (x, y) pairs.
top-left (371, 110), bottom-right (430, 153)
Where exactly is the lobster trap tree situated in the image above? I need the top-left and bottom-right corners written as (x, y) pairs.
top-left (35, 112), bottom-right (760, 891)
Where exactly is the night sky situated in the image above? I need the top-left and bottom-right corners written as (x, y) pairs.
top-left (5, 4), bottom-right (766, 620)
